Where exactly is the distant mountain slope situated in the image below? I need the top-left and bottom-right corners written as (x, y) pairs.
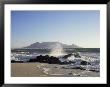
top-left (24, 42), bottom-right (80, 49)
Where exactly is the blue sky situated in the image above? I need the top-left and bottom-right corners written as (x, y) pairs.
top-left (11, 10), bottom-right (100, 48)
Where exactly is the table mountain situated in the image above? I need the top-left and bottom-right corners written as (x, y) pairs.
top-left (24, 42), bottom-right (80, 49)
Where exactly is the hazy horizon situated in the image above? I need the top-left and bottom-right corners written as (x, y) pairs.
top-left (11, 41), bottom-right (100, 49)
top-left (11, 10), bottom-right (100, 48)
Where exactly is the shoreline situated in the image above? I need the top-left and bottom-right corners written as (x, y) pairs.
top-left (11, 62), bottom-right (100, 77)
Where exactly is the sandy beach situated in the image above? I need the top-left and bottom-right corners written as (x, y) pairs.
top-left (11, 63), bottom-right (100, 77)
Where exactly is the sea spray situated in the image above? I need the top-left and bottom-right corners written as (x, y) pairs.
top-left (49, 43), bottom-right (66, 57)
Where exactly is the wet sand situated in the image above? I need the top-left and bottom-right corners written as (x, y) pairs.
top-left (11, 63), bottom-right (100, 77)
top-left (11, 63), bottom-right (47, 77)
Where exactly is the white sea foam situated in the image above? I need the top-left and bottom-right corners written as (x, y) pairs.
top-left (11, 51), bottom-right (100, 72)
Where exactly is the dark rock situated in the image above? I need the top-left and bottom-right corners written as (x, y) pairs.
top-left (11, 60), bottom-right (15, 63)
top-left (11, 60), bottom-right (23, 63)
top-left (80, 61), bottom-right (91, 65)
top-left (68, 72), bottom-right (73, 75)
top-left (63, 53), bottom-right (74, 59)
top-left (48, 56), bottom-right (60, 64)
top-left (73, 52), bottom-right (81, 58)
top-left (90, 70), bottom-right (99, 72)
top-left (28, 53), bottom-right (81, 65)
top-left (28, 55), bottom-right (61, 64)
top-left (28, 58), bottom-right (37, 62)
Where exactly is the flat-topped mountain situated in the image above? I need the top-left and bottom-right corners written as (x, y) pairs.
top-left (24, 42), bottom-right (80, 49)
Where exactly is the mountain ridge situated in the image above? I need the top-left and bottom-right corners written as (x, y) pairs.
top-left (23, 42), bottom-right (81, 49)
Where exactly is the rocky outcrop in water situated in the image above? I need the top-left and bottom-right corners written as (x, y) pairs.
top-left (63, 53), bottom-right (81, 59)
top-left (80, 61), bottom-right (91, 65)
top-left (28, 55), bottom-right (61, 64)
top-left (28, 53), bottom-right (83, 65)
top-left (11, 52), bottom-right (91, 66)
top-left (74, 52), bottom-right (81, 58)
top-left (63, 53), bottom-right (74, 59)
